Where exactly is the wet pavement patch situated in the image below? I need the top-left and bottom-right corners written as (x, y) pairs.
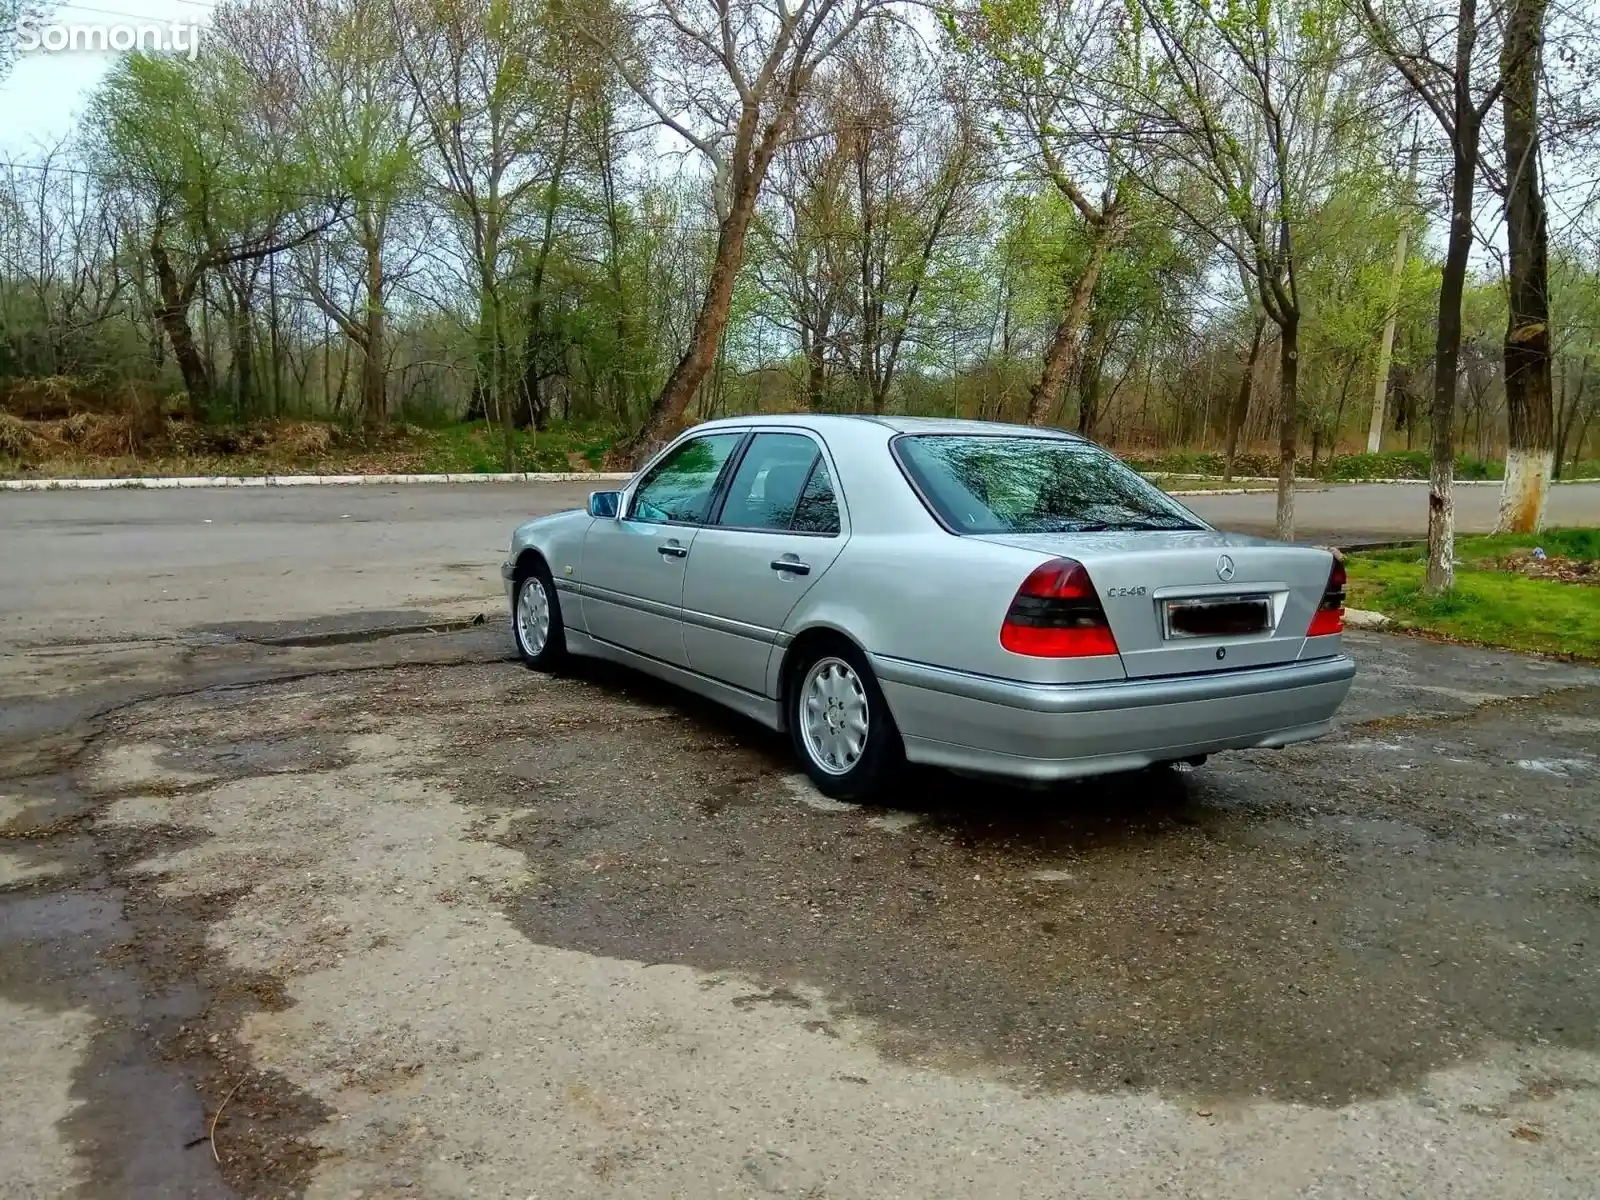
top-left (191, 609), bottom-right (483, 646)
top-left (0, 730), bottom-right (336, 1196)
top-left (442, 666), bottom-right (1600, 1109)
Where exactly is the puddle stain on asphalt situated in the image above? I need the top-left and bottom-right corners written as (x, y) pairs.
top-left (453, 665), bottom-right (1600, 1110)
top-left (0, 731), bottom-right (336, 1199)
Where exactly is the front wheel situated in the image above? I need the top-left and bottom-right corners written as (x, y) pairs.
top-left (788, 642), bottom-right (902, 800)
top-left (513, 562), bottom-right (567, 671)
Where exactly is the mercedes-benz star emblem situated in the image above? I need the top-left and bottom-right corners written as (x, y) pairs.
top-left (1216, 554), bottom-right (1236, 582)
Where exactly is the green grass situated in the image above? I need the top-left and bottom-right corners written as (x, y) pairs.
top-left (1346, 528), bottom-right (1600, 660)
top-left (1356, 528), bottom-right (1600, 565)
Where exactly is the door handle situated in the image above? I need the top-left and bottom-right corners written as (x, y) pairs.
top-left (770, 558), bottom-right (811, 575)
top-left (658, 543), bottom-right (688, 559)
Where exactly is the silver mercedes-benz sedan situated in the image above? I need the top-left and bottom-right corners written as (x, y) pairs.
top-left (502, 416), bottom-right (1355, 798)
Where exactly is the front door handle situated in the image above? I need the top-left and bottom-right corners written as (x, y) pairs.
top-left (770, 558), bottom-right (811, 575)
top-left (658, 543), bottom-right (688, 559)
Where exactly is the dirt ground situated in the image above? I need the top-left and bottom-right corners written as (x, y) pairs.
top-left (3, 609), bottom-right (1599, 1199)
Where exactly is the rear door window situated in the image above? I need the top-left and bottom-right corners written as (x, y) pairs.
top-left (790, 459), bottom-right (840, 535)
top-left (716, 433), bottom-right (825, 532)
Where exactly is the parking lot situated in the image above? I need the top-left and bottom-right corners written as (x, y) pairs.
top-left (3, 483), bottom-right (1599, 1198)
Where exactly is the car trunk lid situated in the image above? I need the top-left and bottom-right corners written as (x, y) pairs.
top-left (975, 530), bottom-right (1336, 678)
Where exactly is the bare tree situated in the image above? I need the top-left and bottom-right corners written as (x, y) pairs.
top-left (395, 0), bottom-right (573, 462)
top-left (836, 27), bottom-right (983, 414)
top-left (578, 0), bottom-right (895, 466)
top-left (0, 144), bottom-right (129, 378)
top-left (754, 89), bottom-right (854, 408)
top-left (282, 0), bottom-right (425, 427)
top-left (1123, 0), bottom-right (1368, 539)
top-left (1360, 0), bottom-right (1505, 591)
top-left (949, 0), bottom-right (1135, 427)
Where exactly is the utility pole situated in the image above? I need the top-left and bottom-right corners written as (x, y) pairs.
top-left (1367, 133), bottom-right (1422, 454)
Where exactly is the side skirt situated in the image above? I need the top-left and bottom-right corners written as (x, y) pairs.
top-left (565, 630), bottom-right (786, 733)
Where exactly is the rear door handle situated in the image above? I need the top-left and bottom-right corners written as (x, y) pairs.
top-left (770, 558), bottom-right (811, 575)
top-left (658, 543), bottom-right (688, 559)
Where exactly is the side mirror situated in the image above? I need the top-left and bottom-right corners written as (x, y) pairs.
top-left (588, 490), bottom-right (621, 519)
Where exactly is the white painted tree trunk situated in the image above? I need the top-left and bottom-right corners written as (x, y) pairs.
top-left (1494, 447), bottom-right (1554, 533)
top-left (1424, 459), bottom-right (1456, 594)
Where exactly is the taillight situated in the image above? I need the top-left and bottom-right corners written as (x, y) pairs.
top-left (1307, 555), bottom-right (1346, 636)
top-left (1000, 557), bottom-right (1119, 657)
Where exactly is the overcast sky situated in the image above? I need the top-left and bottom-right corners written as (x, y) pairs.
top-left (2, 0), bottom-right (210, 154)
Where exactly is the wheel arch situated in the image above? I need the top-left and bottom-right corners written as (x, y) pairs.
top-left (775, 623), bottom-right (903, 732)
top-left (513, 547), bottom-right (551, 580)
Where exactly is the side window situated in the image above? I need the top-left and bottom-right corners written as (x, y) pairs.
top-left (716, 433), bottom-right (821, 531)
top-left (629, 433), bottom-right (743, 525)
top-left (790, 458), bottom-right (841, 535)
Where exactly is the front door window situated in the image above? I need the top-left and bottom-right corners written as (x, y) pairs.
top-left (629, 434), bottom-right (744, 525)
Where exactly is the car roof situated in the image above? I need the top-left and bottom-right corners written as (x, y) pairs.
top-left (687, 413), bottom-right (1087, 442)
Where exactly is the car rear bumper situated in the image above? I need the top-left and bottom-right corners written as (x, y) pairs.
top-left (871, 653), bottom-right (1356, 782)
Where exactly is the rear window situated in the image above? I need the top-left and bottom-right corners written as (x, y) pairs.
top-left (892, 434), bottom-right (1205, 535)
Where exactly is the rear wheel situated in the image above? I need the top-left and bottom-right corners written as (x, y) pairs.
top-left (788, 640), bottom-right (902, 800)
top-left (513, 560), bottom-right (566, 671)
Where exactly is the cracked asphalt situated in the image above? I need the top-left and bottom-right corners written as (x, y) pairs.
top-left (2, 482), bottom-right (1599, 1198)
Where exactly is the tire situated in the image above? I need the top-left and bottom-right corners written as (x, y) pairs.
top-left (787, 638), bottom-right (903, 800)
top-left (512, 558), bottom-right (567, 672)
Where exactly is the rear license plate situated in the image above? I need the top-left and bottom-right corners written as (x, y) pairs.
top-left (1163, 596), bottom-right (1271, 639)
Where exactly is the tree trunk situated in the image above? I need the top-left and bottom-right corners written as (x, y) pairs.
top-left (1027, 223), bottom-right (1119, 426)
top-left (519, 94), bottom-right (575, 434)
top-left (268, 253), bottom-right (283, 415)
top-left (1274, 314), bottom-right (1299, 541)
top-left (1366, 235), bottom-right (1404, 452)
top-left (149, 234), bottom-right (210, 420)
top-left (1494, 0), bottom-right (1554, 533)
top-left (1076, 313), bottom-right (1113, 440)
top-left (805, 324), bottom-right (828, 411)
top-left (1224, 317), bottom-right (1266, 484)
top-left (1329, 354), bottom-right (1359, 469)
top-left (1426, 152), bottom-right (1479, 592)
top-left (362, 235), bottom-right (387, 428)
top-left (598, 111), bottom-right (634, 427)
top-left (610, 172), bottom-right (763, 467)
top-left (231, 285), bottom-right (254, 417)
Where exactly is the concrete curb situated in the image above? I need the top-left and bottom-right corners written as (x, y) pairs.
top-left (1165, 487), bottom-right (1277, 496)
top-left (0, 471), bottom-right (634, 491)
top-left (1344, 608), bottom-right (1394, 630)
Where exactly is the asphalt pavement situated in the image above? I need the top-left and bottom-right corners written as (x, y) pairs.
top-left (4, 481), bottom-right (1598, 655)
top-left (2, 479), bottom-right (1599, 1198)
